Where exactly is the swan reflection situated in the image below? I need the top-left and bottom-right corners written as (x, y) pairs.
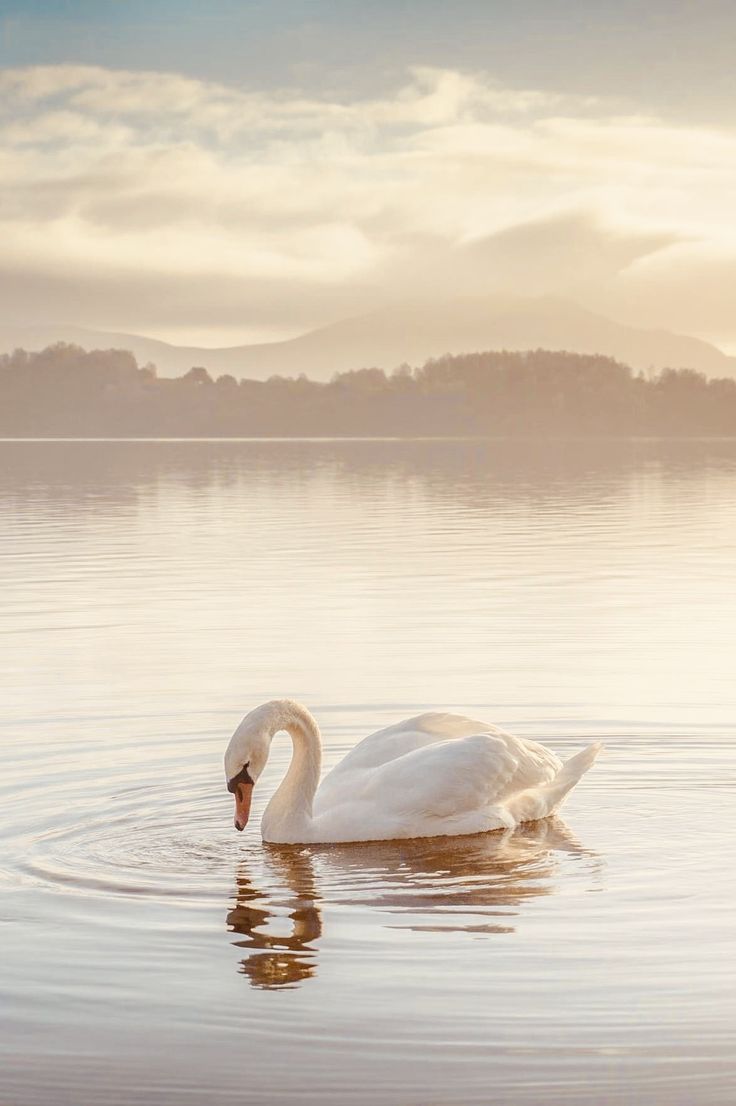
top-left (226, 818), bottom-right (597, 989)
top-left (226, 848), bottom-right (322, 989)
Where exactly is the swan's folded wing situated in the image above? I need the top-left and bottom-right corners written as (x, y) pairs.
top-left (499, 734), bottom-right (561, 791)
top-left (314, 714), bottom-right (562, 822)
top-left (320, 712), bottom-right (499, 783)
top-left (362, 733), bottom-right (520, 820)
top-left (315, 713), bottom-right (493, 812)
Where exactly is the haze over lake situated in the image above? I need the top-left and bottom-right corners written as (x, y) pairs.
top-left (2, 439), bottom-right (735, 1106)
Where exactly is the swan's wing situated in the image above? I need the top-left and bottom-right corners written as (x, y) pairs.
top-left (496, 733), bottom-right (562, 791)
top-left (316, 732), bottom-right (552, 838)
top-left (364, 734), bottom-right (521, 821)
top-left (315, 712), bottom-right (492, 812)
top-left (327, 712), bottom-right (495, 774)
top-left (316, 712), bottom-right (560, 811)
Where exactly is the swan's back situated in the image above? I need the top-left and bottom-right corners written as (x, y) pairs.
top-left (315, 711), bottom-right (562, 816)
top-left (338, 712), bottom-right (489, 765)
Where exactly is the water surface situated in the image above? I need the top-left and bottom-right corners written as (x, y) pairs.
top-left (1, 439), bottom-right (735, 1105)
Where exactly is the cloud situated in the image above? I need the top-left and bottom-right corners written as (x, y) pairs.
top-left (461, 212), bottom-right (679, 296)
top-left (0, 63), bottom-right (735, 344)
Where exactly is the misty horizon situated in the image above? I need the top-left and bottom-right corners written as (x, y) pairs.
top-left (3, 293), bottom-right (735, 384)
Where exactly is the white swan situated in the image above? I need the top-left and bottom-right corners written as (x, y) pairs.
top-left (224, 699), bottom-right (601, 844)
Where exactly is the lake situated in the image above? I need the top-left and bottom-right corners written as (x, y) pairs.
top-left (1, 438), bottom-right (735, 1105)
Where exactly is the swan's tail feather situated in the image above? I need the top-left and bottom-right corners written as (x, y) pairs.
top-left (557, 741), bottom-right (603, 784)
top-left (544, 741), bottom-right (602, 812)
top-left (503, 742), bottom-right (602, 824)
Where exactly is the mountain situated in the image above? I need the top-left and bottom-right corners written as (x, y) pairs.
top-left (2, 297), bottom-right (734, 380)
top-left (0, 323), bottom-right (192, 378)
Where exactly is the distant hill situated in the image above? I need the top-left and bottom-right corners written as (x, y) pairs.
top-left (1, 296), bottom-right (734, 380)
top-left (0, 323), bottom-right (189, 378)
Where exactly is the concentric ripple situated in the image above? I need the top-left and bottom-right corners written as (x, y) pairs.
top-left (19, 800), bottom-right (239, 901)
top-left (1, 733), bottom-right (250, 903)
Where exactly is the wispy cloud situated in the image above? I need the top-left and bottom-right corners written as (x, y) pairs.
top-left (1, 63), bottom-right (735, 344)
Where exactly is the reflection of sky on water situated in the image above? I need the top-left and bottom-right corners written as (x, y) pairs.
top-left (1, 439), bottom-right (735, 1105)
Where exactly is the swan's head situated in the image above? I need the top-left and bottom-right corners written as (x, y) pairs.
top-left (224, 711), bottom-right (272, 831)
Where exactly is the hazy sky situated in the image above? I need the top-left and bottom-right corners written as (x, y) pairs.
top-left (2, 1), bottom-right (736, 347)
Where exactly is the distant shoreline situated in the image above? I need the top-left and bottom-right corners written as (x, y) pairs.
top-left (4, 345), bottom-right (736, 438)
top-left (4, 435), bottom-right (736, 443)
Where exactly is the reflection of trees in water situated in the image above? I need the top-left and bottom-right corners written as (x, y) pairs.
top-left (226, 819), bottom-right (598, 989)
top-left (3, 438), bottom-right (734, 515)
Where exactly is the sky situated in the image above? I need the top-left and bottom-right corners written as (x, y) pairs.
top-left (1, 0), bottom-right (736, 348)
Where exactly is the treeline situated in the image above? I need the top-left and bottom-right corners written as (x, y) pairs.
top-left (2, 342), bottom-right (736, 437)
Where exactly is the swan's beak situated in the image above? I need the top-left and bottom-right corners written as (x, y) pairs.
top-left (233, 782), bottom-right (254, 831)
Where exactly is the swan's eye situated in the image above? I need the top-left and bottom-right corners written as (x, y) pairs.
top-left (227, 763), bottom-right (254, 793)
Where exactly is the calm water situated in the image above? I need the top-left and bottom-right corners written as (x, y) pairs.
top-left (1, 439), bottom-right (735, 1106)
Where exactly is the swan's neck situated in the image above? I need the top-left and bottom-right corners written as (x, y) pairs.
top-left (261, 701), bottom-right (322, 843)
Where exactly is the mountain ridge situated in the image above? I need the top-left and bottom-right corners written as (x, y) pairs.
top-left (1, 296), bottom-right (734, 381)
